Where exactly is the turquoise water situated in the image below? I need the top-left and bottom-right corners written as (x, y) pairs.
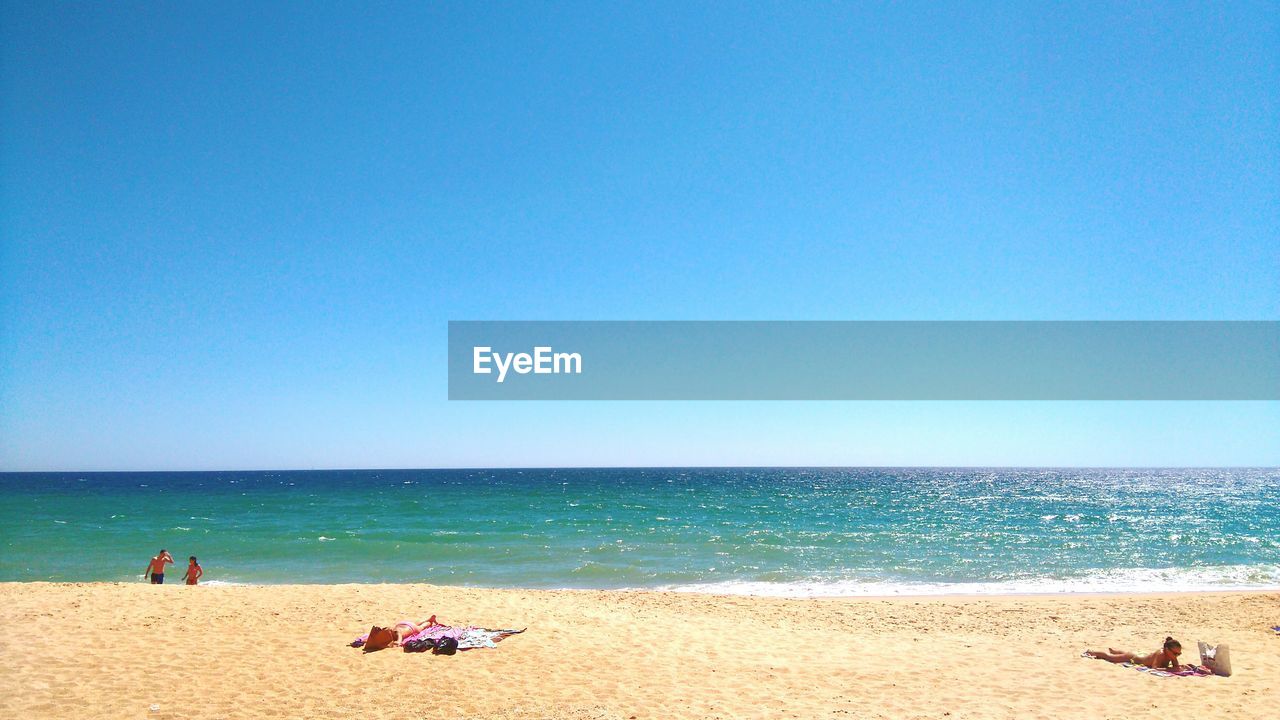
top-left (1, 468), bottom-right (1277, 595)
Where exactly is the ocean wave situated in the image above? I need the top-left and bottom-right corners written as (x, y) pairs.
top-left (648, 564), bottom-right (1280, 598)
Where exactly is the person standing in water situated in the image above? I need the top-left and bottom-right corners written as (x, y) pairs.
top-left (144, 549), bottom-right (174, 584)
top-left (181, 556), bottom-right (203, 585)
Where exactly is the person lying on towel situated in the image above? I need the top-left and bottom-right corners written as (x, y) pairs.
top-left (1085, 637), bottom-right (1182, 670)
top-left (362, 615), bottom-right (438, 652)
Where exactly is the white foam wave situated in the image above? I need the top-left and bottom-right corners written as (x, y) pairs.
top-left (649, 565), bottom-right (1280, 598)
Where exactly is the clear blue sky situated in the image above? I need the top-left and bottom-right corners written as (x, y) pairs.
top-left (2, 2), bottom-right (1277, 470)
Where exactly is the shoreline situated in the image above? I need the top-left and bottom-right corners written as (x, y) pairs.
top-left (5, 465), bottom-right (1277, 473)
top-left (3, 583), bottom-right (1277, 719)
top-left (2, 576), bottom-right (1280, 594)
top-left (6, 579), bottom-right (1280, 600)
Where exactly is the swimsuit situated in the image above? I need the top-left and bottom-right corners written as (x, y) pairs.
top-left (150, 573), bottom-right (164, 584)
top-left (393, 620), bottom-right (418, 639)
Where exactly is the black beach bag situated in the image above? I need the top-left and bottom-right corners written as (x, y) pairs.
top-left (433, 636), bottom-right (458, 655)
top-left (403, 637), bottom-right (436, 653)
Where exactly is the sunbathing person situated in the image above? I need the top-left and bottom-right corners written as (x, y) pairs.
top-left (362, 615), bottom-right (438, 652)
top-left (1085, 637), bottom-right (1182, 669)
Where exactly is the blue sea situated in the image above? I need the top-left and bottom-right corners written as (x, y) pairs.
top-left (1, 468), bottom-right (1277, 595)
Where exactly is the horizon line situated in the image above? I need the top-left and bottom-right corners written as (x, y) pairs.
top-left (2, 464), bottom-right (1277, 474)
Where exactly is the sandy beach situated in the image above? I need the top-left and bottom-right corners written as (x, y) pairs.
top-left (0, 584), bottom-right (1276, 719)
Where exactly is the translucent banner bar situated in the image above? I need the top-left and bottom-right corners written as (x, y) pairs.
top-left (447, 321), bottom-right (1280, 400)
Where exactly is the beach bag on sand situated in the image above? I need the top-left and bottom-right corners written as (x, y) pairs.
top-left (403, 637), bottom-right (437, 653)
top-left (433, 636), bottom-right (458, 656)
top-left (1197, 641), bottom-right (1231, 676)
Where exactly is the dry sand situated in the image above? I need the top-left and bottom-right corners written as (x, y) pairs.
top-left (0, 583), bottom-right (1276, 719)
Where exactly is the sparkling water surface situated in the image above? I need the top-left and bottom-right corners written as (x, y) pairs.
top-left (1, 468), bottom-right (1276, 595)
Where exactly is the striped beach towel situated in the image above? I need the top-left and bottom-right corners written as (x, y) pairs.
top-left (1081, 652), bottom-right (1213, 678)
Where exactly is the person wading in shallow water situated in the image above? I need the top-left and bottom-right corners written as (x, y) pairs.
top-left (182, 556), bottom-right (203, 585)
top-left (144, 549), bottom-right (174, 584)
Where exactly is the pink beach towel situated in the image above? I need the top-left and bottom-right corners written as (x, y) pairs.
top-left (1126, 663), bottom-right (1213, 677)
top-left (351, 617), bottom-right (524, 651)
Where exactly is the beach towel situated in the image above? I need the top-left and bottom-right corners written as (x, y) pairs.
top-left (1131, 661), bottom-right (1208, 676)
top-left (1125, 663), bottom-right (1213, 678)
top-left (458, 627), bottom-right (525, 649)
top-left (1271, 626), bottom-right (1279, 635)
top-left (351, 619), bottom-right (525, 652)
top-left (1081, 652), bottom-right (1213, 678)
top-left (402, 626), bottom-right (525, 651)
